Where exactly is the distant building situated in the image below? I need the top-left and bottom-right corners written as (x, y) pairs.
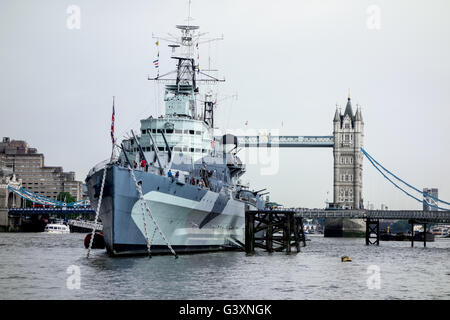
top-left (423, 188), bottom-right (438, 211)
top-left (0, 137), bottom-right (82, 201)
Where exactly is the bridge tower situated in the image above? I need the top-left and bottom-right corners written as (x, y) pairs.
top-left (332, 95), bottom-right (364, 209)
top-left (325, 95), bottom-right (365, 237)
top-left (0, 169), bottom-right (22, 231)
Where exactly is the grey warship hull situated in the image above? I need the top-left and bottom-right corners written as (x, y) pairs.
top-left (86, 165), bottom-right (252, 256)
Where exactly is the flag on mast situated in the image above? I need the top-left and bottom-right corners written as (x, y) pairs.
top-left (111, 97), bottom-right (115, 144)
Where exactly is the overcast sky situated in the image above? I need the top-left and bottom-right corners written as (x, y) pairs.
top-left (1, 0), bottom-right (449, 210)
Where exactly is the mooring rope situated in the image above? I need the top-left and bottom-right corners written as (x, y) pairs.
top-left (86, 165), bottom-right (107, 258)
top-left (128, 166), bottom-right (178, 259)
top-left (128, 166), bottom-right (153, 258)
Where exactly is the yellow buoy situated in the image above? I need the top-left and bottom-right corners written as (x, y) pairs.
top-left (341, 256), bottom-right (352, 262)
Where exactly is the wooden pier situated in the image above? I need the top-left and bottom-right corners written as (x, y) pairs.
top-left (365, 218), bottom-right (431, 247)
top-left (245, 210), bottom-right (306, 254)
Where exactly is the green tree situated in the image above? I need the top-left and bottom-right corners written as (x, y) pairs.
top-left (57, 192), bottom-right (76, 204)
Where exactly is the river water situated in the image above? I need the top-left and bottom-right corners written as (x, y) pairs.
top-left (0, 232), bottom-right (449, 300)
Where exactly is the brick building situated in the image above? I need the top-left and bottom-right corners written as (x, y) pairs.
top-left (0, 137), bottom-right (82, 201)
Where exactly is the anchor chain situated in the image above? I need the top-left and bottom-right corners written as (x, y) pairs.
top-left (87, 164), bottom-right (107, 258)
top-left (128, 166), bottom-right (178, 259)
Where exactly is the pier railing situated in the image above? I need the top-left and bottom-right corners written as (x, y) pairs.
top-left (254, 208), bottom-right (450, 223)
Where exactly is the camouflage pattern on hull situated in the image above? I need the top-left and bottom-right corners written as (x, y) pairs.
top-left (86, 165), bottom-right (251, 256)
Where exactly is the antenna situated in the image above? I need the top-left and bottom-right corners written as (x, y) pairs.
top-left (187, 0), bottom-right (193, 27)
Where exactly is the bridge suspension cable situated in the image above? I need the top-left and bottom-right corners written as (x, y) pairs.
top-left (7, 185), bottom-right (90, 208)
top-left (361, 148), bottom-right (449, 211)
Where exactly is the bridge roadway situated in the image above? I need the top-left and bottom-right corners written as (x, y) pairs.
top-left (10, 207), bottom-right (450, 223)
top-left (235, 136), bottom-right (334, 148)
top-left (8, 207), bottom-right (95, 216)
top-left (249, 209), bottom-right (450, 223)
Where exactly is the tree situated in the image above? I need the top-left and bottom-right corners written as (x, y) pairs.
top-left (57, 192), bottom-right (76, 204)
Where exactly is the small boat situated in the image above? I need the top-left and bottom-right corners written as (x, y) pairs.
top-left (44, 223), bottom-right (70, 234)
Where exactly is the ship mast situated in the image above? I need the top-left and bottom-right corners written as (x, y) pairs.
top-left (148, 3), bottom-right (224, 126)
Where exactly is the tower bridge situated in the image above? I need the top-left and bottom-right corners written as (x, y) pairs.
top-left (237, 95), bottom-right (366, 236)
top-left (236, 95), bottom-right (364, 212)
top-left (235, 95), bottom-right (449, 238)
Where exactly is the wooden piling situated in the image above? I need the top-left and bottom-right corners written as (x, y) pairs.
top-left (285, 213), bottom-right (291, 254)
top-left (266, 212), bottom-right (273, 253)
top-left (423, 223), bottom-right (427, 247)
top-left (293, 216), bottom-right (300, 252)
top-left (376, 219), bottom-right (380, 245)
top-left (245, 209), bottom-right (303, 255)
top-left (365, 219), bottom-right (370, 246)
top-left (245, 211), bottom-right (254, 254)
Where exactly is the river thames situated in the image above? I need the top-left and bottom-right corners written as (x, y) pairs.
top-left (0, 233), bottom-right (449, 300)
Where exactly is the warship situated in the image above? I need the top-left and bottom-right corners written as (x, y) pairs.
top-left (85, 19), bottom-right (265, 256)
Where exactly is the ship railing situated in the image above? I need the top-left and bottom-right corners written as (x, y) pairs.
top-left (88, 159), bottom-right (110, 176)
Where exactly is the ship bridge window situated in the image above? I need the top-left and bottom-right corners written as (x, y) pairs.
top-left (166, 129), bottom-right (173, 134)
top-left (142, 130), bottom-right (146, 134)
top-left (189, 130), bottom-right (194, 135)
top-left (174, 147), bottom-right (182, 151)
top-left (195, 131), bottom-right (201, 135)
top-left (183, 147), bottom-right (188, 152)
top-left (152, 129), bottom-right (156, 133)
top-left (195, 148), bottom-right (201, 153)
top-left (175, 129), bottom-right (182, 134)
top-left (157, 129), bottom-right (162, 133)
top-left (202, 149), bottom-right (206, 153)
top-left (184, 129), bottom-right (189, 134)
top-left (158, 146), bottom-right (165, 151)
top-left (190, 148), bottom-right (194, 152)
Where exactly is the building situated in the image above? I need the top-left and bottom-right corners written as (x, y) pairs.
top-left (0, 137), bottom-right (82, 201)
top-left (332, 95), bottom-right (364, 209)
top-left (423, 188), bottom-right (438, 211)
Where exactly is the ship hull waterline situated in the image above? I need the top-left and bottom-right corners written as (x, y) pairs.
top-left (86, 165), bottom-right (251, 256)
